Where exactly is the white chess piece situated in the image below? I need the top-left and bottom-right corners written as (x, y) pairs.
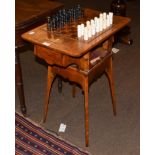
top-left (84, 26), bottom-right (88, 41)
top-left (106, 15), bottom-right (110, 27)
top-left (109, 12), bottom-right (113, 25)
top-left (103, 12), bottom-right (106, 20)
top-left (80, 23), bottom-right (84, 36)
top-left (91, 23), bottom-right (95, 35)
top-left (99, 17), bottom-right (103, 31)
top-left (99, 13), bottom-right (103, 19)
top-left (103, 19), bottom-right (106, 29)
top-left (90, 19), bottom-right (94, 25)
top-left (77, 25), bottom-right (82, 38)
top-left (86, 20), bottom-right (90, 27)
top-left (87, 25), bottom-right (92, 38)
top-left (94, 17), bottom-right (100, 33)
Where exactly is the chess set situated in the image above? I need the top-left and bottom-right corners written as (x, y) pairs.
top-left (45, 5), bottom-right (114, 42)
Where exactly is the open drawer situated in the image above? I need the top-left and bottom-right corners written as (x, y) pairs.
top-left (53, 46), bottom-right (112, 86)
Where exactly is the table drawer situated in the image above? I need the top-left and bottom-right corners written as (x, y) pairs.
top-left (34, 45), bottom-right (63, 66)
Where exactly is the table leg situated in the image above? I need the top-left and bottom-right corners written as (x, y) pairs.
top-left (105, 57), bottom-right (116, 116)
top-left (83, 77), bottom-right (89, 147)
top-left (72, 84), bottom-right (76, 98)
top-left (15, 49), bottom-right (27, 115)
top-left (58, 77), bottom-right (62, 93)
top-left (42, 66), bottom-right (56, 123)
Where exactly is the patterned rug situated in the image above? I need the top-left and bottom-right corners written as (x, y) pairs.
top-left (15, 113), bottom-right (90, 155)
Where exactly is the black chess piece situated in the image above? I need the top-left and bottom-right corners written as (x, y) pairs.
top-left (55, 15), bottom-right (59, 28)
top-left (47, 16), bottom-right (51, 31)
top-left (58, 10), bottom-right (63, 28)
top-left (61, 9), bottom-right (66, 24)
top-left (66, 9), bottom-right (71, 23)
top-left (80, 8), bottom-right (84, 19)
top-left (76, 4), bottom-right (81, 19)
top-left (47, 16), bottom-right (52, 38)
top-left (51, 17), bottom-right (56, 30)
top-left (67, 9), bottom-right (72, 23)
top-left (59, 16), bottom-right (63, 28)
top-left (70, 8), bottom-right (74, 21)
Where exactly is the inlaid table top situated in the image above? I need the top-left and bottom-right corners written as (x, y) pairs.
top-left (22, 8), bottom-right (130, 57)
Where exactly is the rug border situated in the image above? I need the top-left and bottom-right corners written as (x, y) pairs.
top-left (15, 111), bottom-right (91, 155)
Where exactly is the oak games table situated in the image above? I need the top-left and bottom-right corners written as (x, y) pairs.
top-left (15, 0), bottom-right (63, 115)
top-left (22, 8), bottom-right (131, 146)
